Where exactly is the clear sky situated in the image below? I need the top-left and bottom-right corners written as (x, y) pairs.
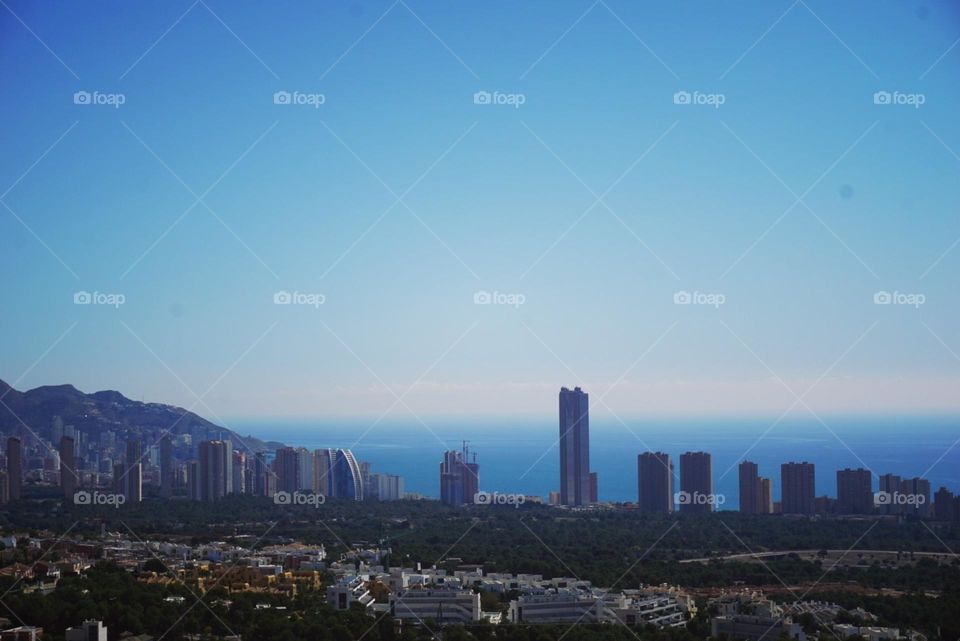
top-left (1, 1), bottom-right (959, 422)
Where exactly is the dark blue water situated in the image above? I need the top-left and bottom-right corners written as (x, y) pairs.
top-left (227, 415), bottom-right (960, 509)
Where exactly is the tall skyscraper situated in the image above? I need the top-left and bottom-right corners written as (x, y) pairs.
top-left (679, 451), bottom-right (713, 513)
top-left (439, 444), bottom-right (479, 506)
top-left (198, 440), bottom-right (230, 501)
top-left (934, 487), bottom-right (955, 520)
top-left (334, 449), bottom-right (364, 500)
top-left (879, 473), bottom-right (902, 515)
top-left (298, 448), bottom-right (314, 493)
top-left (758, 477), bottom-right (773, 514)
top-left (900, 477), bottom-right (931, 518)
top-left (60, 436), bottom-right (77, 500)
top-left (314, 449), bottom-right (332, 495)
top-left (232, 451), bottom-right (246, 495)
top-left (124, 439), bottom-right (143, 503)
top-left (275, 447), bottom-right (301, 494)
top-left (188, 460), bottom-right (201, 501)
top-left (638, 451), bottom-right (673, 514)
top-left (837, 468), bottom-right (873, 514)
top-left (739, 461), bottom-right (759, 514)
top-left (559, 386), bottom-right (591, 506)
top-left (222, 437), bottom-right (233, 496)
top-left (254, 452), bottom-right (269, 496)
top-left (159, 435), bottom-right (173, 498)
top-left (313, 448), bottom-right (364, 500)
top-left (7, 437), bottom-right (21, 501)
top-left (781, 462), bottom-right (815, 515)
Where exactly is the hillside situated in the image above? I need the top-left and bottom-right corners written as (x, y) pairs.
top-left (0, 378), bottom-right (277, 453)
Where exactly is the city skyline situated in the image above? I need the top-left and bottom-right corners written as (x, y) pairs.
top-left (2, 2), bottom-right (959, 419)
top-left (1, 382), bottom-right (955, 512)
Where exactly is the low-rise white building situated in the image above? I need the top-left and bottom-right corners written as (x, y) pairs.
top-left (711, 614), bottom-right (806, 641)
top-left (326, 575), bottom-right (374, 611)
top-left (834, 625), bottom-right (901, 641)
top-left (65, 620), bottom-right (107, 641)
top-left (390, 588), bottom-right (480, 625)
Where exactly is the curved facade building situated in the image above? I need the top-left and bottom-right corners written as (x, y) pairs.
top-left (314, 448), bottom-right (364, 501)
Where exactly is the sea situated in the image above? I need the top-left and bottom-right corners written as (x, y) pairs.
top-left (226, 415), bottom-right (960, 510)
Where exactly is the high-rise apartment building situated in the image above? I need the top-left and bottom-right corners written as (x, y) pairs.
top-left (758, 477), bottom-right (773, 514)
top-left (7, 437), bottom-right (21, 501)
top-left (559, 386), bottom-right (591, 506)
top-left (60, 436), bottom-right (77, 500)
top-left (638, 451), bottom-right (673, 514)
top-left (124, 439), bottom-right (143, 503)
top-left (159, 435), bottom-right (173, 498)
top-left (781, 462), bottom-right (815, 515)
top-left (679, 451), bottom-right (713, 513)
top-left (314, 448), bottom-right (364, 500)
top-left (198, 440), bottom-right (230, 501)
top-left (837, 468), bottom-right (873, 514)
top-left (275, 447), bottom-right (301, 494)
top-left (879, 473), bottom-right (902, 515)
top-left (739, 461), bottom-right (759, 513)
top-left (440, 444), bottom-right (479, 506)
top-left (900, 477), bottom-right (931, 518)
top-left (232, 451), bottom-right (246, 494)
top-left (371, 473), bottom-right (405, 501)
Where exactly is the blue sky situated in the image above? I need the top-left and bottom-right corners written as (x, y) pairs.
top-left (1, 0), bottom-right (959, 421)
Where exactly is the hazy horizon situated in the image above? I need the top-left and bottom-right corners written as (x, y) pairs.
top-left (3, 1), bottom-right (959, 421)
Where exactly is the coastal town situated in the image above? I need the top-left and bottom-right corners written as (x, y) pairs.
top-left (0, 527), bottom-right (928, 641)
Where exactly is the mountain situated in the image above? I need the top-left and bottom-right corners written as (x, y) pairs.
top-left (0, 378), bottom-right (277, 454)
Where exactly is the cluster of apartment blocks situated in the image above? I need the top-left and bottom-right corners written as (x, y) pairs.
top-left (630, 449), bottom-right (957, 518)
top-left (0, 425), bottom-right (405, 504)
top-left (325, 559), bottom-right (694, 628)
top-left (0, 529), bottom-right (331, 604)
top-left (708, 590), bottom-right (916, 641)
